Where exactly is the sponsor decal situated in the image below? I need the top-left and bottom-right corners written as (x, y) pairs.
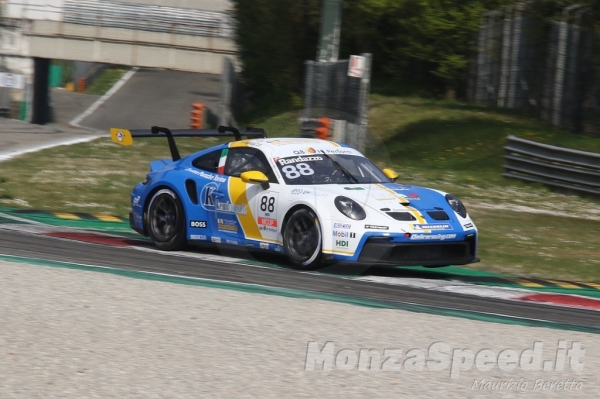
top-left (293, 150), bottom-right (305, 154)
top-left (244, 242), bottom-right (256, 247)
top-left (290, 188), bottom-right (328, 197)
top-left (190, 220), bottom-right (207, 228)
top-left (306, 147), bottom-right (317, 154)
top-left (258, 217), bottom-right (278, 227)
top-left (274, 245), bottom-right (283, 252)
top-left (216, 200), bottom-right (247, 215)
top-left (189, 234), bottom-right (207, 240)
top-left (203, 186), bottom-right (216, 206)
top-left (375, 197), bottom-right (396, 201)
top-left (344, 187), bottom-right (365, 190)
top-left (413, 223), bottom-right (451, 230)
top-left (278, 156), bottom-right (323, 166)
top-left (463, 223), bottom-right (474, 229)
top-left (218, 224), bottom-right (237, 232)
top-left (217, 218), bottom-right (238, 232)
top-left (333, 231), bottom-right (356, 238)
top-left (323, 149), bottom-right (353, 154)
top-left (333, 223), bottom-right (351, 229)
top-left (225, 239), bottom-right (238, 245)
top-left (259, 225), bottom-right (277, 233)
top-left (407, 193), bottom-right (420, 200)
top-left (132, 196), bottom-right (142, 207)
top-left (186, 168), bottom-right (226, 182)
top-left (410, 234), bottom-right (457, 241)
top-left (211, 237), bottom-right (221, 243)
top-left (365, 224), bottom-right (389, 230)
top-left (335, 240), bottom-right (349, 247)
top-left (260, 242), bottom-right (269, 249)
top-left (390, 185), bottom-right (410, 191)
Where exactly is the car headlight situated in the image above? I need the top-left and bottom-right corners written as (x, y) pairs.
top-left (334, 196), bottom-right (366, 220)
top-left (445, 194), bottom-right (467, 218)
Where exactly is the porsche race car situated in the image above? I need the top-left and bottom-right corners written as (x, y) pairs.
top-left (110, 125), bottom-right (479, 269)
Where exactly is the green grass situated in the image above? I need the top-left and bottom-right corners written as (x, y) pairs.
top-left (1, 95), bottom-right (600, 281)
top-left (85, 68), bottom-right (129, 95)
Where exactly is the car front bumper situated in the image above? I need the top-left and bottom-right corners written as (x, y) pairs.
top-left (356, 234), bottom-right (479, 266)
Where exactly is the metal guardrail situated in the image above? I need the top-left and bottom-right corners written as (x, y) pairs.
top-left (503, 135), bottom-right (600, 196)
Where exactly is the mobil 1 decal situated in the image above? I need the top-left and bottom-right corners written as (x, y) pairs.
top-left (256, 191), bottom-right (279, 239)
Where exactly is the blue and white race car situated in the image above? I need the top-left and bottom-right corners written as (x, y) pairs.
top-left (111, 125), bottom-right (479, 269)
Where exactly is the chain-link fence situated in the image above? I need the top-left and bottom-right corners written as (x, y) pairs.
top-left (470, 4), bottom-right (599, 135)
top-left (302, 54), bottom-right (372, 152)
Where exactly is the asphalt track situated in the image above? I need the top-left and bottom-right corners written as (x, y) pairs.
top-left (1, 228), bottom-right (599, 333)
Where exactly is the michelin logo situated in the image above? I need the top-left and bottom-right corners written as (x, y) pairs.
top-left (410, 234), bottom-right (457, 241)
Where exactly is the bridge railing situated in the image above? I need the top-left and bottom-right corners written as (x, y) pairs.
top-left (7, 0), bottom-right (234, 38)
top-left (503, 135), bottom-right (600, 196)
top-left (63, 0), bottom-right (233, 38)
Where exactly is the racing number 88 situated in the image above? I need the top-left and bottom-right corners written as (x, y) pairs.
top-left (282, 163), bottom-right (314, 179)
top-left (260, 196), bottom-right (275, 212)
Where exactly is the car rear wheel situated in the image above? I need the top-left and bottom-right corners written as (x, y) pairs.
top-left (147, 188), bottom-right (187, 250)
top-left (283, 208), bottom-right (322, 269)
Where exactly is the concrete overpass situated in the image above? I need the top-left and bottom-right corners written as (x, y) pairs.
top-left (0, 0), bottom-right (237, 124)
top-left (2, 0), bottom-right (237, 74)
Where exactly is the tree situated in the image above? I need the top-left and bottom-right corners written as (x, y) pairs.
top-left (232, 0), bottom-right (320, 102)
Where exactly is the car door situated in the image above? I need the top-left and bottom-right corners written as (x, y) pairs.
top-left (189, 148), bottom-right (229, 242)
top-left (216, 146), bottom-right (281, 244)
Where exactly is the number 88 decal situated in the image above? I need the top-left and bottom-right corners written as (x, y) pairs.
top-left (281, 163), bottom-right (314, 179)
top-left (260, 196), bottom-right (275, 212)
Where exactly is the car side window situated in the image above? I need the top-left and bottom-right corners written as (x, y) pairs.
top-left (224, 148), bottom-right (278, 182)
top-left (192, 149), bottom-right (221, 173)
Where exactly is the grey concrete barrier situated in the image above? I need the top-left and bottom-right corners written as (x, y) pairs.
top-left (503, 135), bottom-right (600, 196)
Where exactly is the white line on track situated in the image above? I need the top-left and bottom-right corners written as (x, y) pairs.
top-left (70, 67), bottom-right (139, 127)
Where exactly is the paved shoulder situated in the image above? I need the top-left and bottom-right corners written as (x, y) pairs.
top-left (0, 119), bottom-right (100, 162)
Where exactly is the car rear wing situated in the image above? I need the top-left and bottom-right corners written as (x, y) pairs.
top-left (110, 125), bottom-right (267, 161)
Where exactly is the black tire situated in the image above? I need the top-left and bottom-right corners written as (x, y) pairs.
top-left (147, 188), bottom-right (187, 251)
top-left (283, 208), bottom-right (322, 269)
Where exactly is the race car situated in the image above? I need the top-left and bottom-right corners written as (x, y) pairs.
top-left (110, 125), bottom-right (479, 269)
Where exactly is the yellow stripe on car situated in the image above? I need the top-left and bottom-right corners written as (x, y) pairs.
top-left (228, 177), bottom-right (262, 240)
top-left (229, 140), bottom-right (250, 148)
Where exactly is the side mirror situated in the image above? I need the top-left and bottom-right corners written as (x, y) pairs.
top-left (240, 171), bottom-right (270, 189)
top-left (382, 168), bottom-right (399, 182)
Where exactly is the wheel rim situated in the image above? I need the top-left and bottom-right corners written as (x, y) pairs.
top-left (286, 212), bottom-right (320, 263)
top-left (150, 195), bottom-right (179, 241)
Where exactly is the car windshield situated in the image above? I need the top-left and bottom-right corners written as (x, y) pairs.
top-left (274, 154), bottom-right (390, 185)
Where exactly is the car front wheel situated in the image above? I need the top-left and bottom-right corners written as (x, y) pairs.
top-left (147, 188), bottom-right (187, 250)
top-left (283, 208), bottom-right (322, 269)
